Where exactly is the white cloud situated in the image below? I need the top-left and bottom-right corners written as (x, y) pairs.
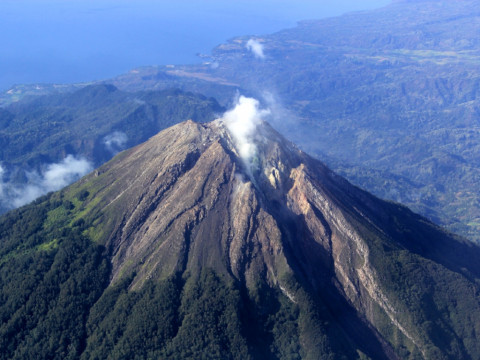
top-left (246, 39), bottom-right (265, 59)
top-left (0, 155), bottom-right (93, 210)
top-left (103, 131), bottom-right (128, 155)
top-left (41, 155), bottom-right (93, 192)
top-left (220, 96), bottom-right (270, 175)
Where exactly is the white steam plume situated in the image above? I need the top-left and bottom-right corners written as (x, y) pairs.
top-left (220, 96), bottom-right (270, 175)
top-left (0, 155), bottom-right (93, 210)
top-left (246, 39), bottom-right (265, 59)
top-left (103, 131), bottom-right (128, 155)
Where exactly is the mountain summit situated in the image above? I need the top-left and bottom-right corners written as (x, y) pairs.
top-left (1, 103), bottom-right (480, 359)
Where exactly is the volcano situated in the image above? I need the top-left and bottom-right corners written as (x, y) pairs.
top-left (1, 102), bottom-right (480, 359)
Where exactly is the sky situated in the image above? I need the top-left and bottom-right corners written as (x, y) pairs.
top-left (0, 0), bottom-right (391, 91)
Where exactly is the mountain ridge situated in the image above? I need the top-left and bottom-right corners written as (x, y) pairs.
top-left (0, 85), bottom-right (223, 214)
top-left (3, 116), bottom-right (473, 358)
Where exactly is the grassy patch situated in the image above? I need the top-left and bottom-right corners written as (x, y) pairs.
top-left (37, 238), bottom-right (59, 252)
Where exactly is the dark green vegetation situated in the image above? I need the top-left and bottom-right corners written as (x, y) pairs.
top-left (0, 194), bottom-right (316, 360)
top-left (0, 195), bottom-right (110, 359)
top-left (0, 195), bottom-right (259, 360)
top-left (1, 120), bottom-right (480, 359)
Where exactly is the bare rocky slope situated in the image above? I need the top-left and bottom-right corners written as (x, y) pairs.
top-left (103, 0), bottom-right (480, 242)
top-left (69, 119), bottom-right (480, 358)
top-left (1, 119), bottom-right (480, 359)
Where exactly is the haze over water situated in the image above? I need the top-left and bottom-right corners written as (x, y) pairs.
top-left (0, 0), bottom-right (390, 91)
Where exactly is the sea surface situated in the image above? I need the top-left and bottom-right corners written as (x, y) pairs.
top-left (0, 0), bottom-right (390, 90)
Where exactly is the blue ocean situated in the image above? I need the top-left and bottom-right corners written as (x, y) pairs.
top-left (0, 0), bottom-right (390, 91)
